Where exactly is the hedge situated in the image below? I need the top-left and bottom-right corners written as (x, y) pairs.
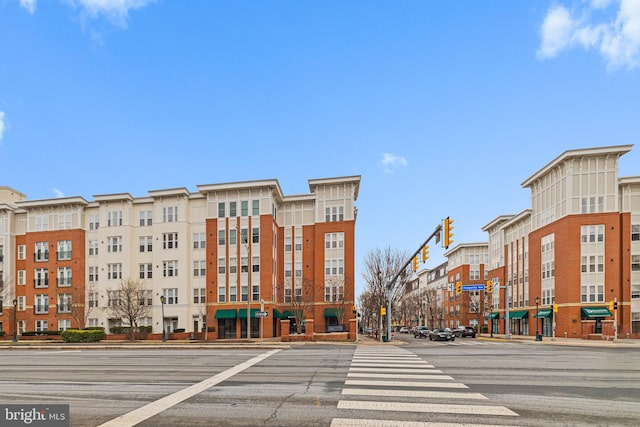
top-left (61, 329), bottom-right (105, 343)
top-left (109, 326), bottom-right (152, 334)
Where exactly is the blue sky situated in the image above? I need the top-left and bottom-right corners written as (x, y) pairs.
top-left (2, 1), bottom-right (640, 296)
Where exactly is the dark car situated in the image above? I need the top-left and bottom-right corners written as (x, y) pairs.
top-left (429, 328), bottom-right (455, 341)
top-left (453, 326), bottom-right (476, 338)
top-left (414, 326), bottom-right (430, 338)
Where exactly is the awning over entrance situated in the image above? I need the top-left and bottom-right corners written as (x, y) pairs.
top-left (237, 308), bottom-right (260, 319)
top-left (283, 310), bottom-right (295, 319)
top-left (503, 310), bottom-right (528, 319)
top-left (486, 312), bottom-right (499, 319)
top-left (581, 307), bottom-right (612, 318)
top-left (214, 309), bottom-right (237, 319)
top-left (324, 308), bottom-right (340, 317)
top-left (535, 309), bottom-right (553, 318)
top-left (273, 309), bottom-right (283, 318)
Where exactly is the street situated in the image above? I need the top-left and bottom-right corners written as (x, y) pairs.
top-left (0, 340), bottom-right (639, 426)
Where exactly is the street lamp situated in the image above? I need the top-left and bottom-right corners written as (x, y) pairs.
top-left (160, 295), bottom-right (167, 342)
top-left (490, 305), bottom-right (493, 338)
top-left (535, 296), bottom-right (541, 341)
top-left (13, 298), bottom-right (18, 342)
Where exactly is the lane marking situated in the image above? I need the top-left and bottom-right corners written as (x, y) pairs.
top-left (337, 400), bottom-right (519, 416)
top-left (349, 367), bottom-right (442, 374)
top-left (345, 379), bottom-right (468, 389)
top-left (350, 362), bottom-right (433, 368)
top-left (331, 418), bottom-right (503, 427)
top-left (347, 372), bottom-right (453, 380)
top-left (342, 388), bottom-right (488, 400)
top-left (97, 349), bottom-right (281, 427)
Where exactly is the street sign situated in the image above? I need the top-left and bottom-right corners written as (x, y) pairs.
top-left (462, 284), bottom-right (486, 291)
top-left (255, 311), bottom-right (269, 318)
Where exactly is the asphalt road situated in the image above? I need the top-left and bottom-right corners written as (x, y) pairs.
top-left (0, 339), bottom-right (638, 426)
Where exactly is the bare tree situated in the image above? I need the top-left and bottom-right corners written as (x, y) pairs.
top-left (71, 283), bottom-right (95, 329)
top-left (289, 277), bottom-right (315, 334)
top-left (361, 246), bottom-right (411, 339)
top-left (108, 279), bottom-right (151, 340)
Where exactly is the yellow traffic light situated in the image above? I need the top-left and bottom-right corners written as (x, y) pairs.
top-left (380, 307), bottom-right (386, 316)
top-left (486, 280), bottom-right (493, 293)
top-left (412, 256), bottom-right (419, 272)
top-left (421, 245), bottom-right (430, 263)
top-left (455, 281), bottom-right (462, 295)
top-left (444, 217), bottom-right (454, 249)
top-left (553, 303), bottom-right (558, 313)
top-left (608, 300), bottom-right (614, 312)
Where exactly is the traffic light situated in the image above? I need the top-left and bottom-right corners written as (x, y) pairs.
top-left (380, 307), bottom-right (386, 316)
top-left (421, 245), bottom-right (430, 263)
top-left (455, 281), bottom-right (462, 295)
top-left (412, 256), bottom-right (419, 272)
top-left (553, 303), bottom-right (558, 313)
top-left (613, 301), bottom-right (618, 310)
top-left (608, 300), bottom-right (614, 312)
top-left (444, 217), bottom-right (454, 249)
top-left (486, 280), bottom-right (493, 293)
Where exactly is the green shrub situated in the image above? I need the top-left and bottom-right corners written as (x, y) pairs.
top-left (110, 326), bottom-right (152, 334)
top-left (174, 328), bottom-right (185, 333)
top-left (0, 331), bottom-right (6, 337)
top-left (61, 329), bottom-right (105, 343)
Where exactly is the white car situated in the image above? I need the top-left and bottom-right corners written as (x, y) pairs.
top-left (399, 327), bottom-right (409, 333)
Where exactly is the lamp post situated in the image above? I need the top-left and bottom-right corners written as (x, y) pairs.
top-left (13, 298), bottom-right (18, 342)
top-left (160, 295), bottom-right (167, 342)
top-left (535, 296), bottom-right (541, 341)
top-left (490, 305), bottom-right (493, 338)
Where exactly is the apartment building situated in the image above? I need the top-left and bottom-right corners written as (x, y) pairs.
top-left (0, 176), bottom-right (360, 340)
top-left (484, 145), bottom-right (640, 339)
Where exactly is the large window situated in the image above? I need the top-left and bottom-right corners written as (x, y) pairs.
top-left (57, 240), bottom-right (72, 260)
top-left (163, 288), bottom-right (178, 305)
top-left (139, 210), bottom-right (152, 226)
top-left (218, 202), bottom-right (225, 218)
top-left (88, 240), bottom-right (99, 256)
top-left (632, 312), bottom-right (640, 333)
top-left (193, 260), bottom-right (206, 277)
top-left (57, 267), bottom-right (72, 287)
top-left (252, 200), bottom-right (259, 215)
top-left (581, 256), bottom-right (604, 273)
top-left (139, 263), bottom-right (153, 279)
top-left (35, 294), bottom-right (49, 314)
top-left (581, 283), bottom-right (605, 303)
top-left (632, 255), bottom-right (640, 272)
top-left (108, 236), bottom-right (123, 253)
top-left (163, 206), bottom-right (178, 223)
top-left (57, 294), bottom-right (72, 313)
top-left (193, 288), bottom-right (206, 304)
top-left (163, 233), bottom-right (179, 249)
top-left (581, 225), bottom-right (604, 243)
top-left (632, 224), bottom-right (640, 241)
top-left (107, 210), bottom-right (123, 227)
top-left (193, 232), bottom-right (206, 249)
top-left (139, 236), bottom-right (153, 252)
top-left (108, 263), bottom-right (123, 280)
top-left (163, 260), bottom-right (178, 277)
top-left (34, 268), bottom-right (48, 288)
top-left (89, 214), bottom-right (100, 230)
top-left (35, 241), bottom-right (48, 262)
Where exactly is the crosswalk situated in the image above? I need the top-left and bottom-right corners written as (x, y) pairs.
top-left (331, 346), bottom-right (518, 427)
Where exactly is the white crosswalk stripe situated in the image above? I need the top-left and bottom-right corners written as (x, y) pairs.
top-left (330, 345), bottom-right (519, 427)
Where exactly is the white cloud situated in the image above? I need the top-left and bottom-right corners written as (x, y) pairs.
top-left (20, 0), bottom-right (36, 14)
top-left (0, 111), bottom-right (5, 143)
top-left (53, 188), bottom-right (66, 198)
top-left (537, 0), bottom-right (640, 70)
top-left (65, 0), bottom-right (157, 27)
top-left (381, 153), bottom-right (408, 174)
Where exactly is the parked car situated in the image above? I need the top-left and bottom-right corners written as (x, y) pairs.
top-left (399, 326), bottom-right (409, 334)
top-left (453, 326), bottom-right (477, 338)
top-left (429, 328), bottom-right (455, 341)
top-left (414, 326), bottom-right (430, 338)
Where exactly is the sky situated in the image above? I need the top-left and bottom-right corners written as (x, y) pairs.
top-left (2, 0), bottom-right (640, 297)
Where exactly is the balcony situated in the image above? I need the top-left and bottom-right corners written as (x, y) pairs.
top-left (34, 278), bottom-right (49, 288)
top-left (57, 278), bottom-right (72, 287)
top-left (34, 251), bottom-right (49, 262)
top-left (34, 306), bottom-right (49, 314)
top-left (57, 251), bottom-right (72, 261)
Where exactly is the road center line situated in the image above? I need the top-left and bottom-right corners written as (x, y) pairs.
top-left (97, 349), bottom-right (281, 427)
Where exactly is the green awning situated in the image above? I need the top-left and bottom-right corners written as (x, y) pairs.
top-left (214, 309), bottom-right (237, 319)
top-left (324, 308), bottom-right (339, 317)
top-left (238, 308), bottom-right (260, 319)
top-left (535, 308), bottom-right (553, 318)
top-left (273, 309), bottom-right (283, 319)
top-left (486, 312), bottom-right (499, 319)
top-left (504, 310), bottom-right (528, 319)
top-left (581, 307), bottom-right (612, 318)
top-left (283, 310), bottom-right (295, 318)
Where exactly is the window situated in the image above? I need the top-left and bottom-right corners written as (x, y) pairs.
top-left (108, 291), bottom-right (121, 307)
top-left (57, 267), bottom-right (72, 287)
top-left (56, 240), bottom-right (72, 260)
top-left (632, 225), bottom-right (640, 242)
top-left (218, 258), bottom-right (226, 274)
top-left (88, 291), bottom-right (99, 308)
top-left (17, 296), bottom-right (25, 311)
top-left (163, 233), bottom-right (178, 249)
top-left (163, 260), bottom-right (178, 277)
top-left (581, 225), bottom-right (604, 243)
top-left (139, 210), bottom-right (152, 226)
top-left (252, 256), bottom-right (260, 273)
top-left (89, 240), bottom-right (99, 256)
top-left (108, 236), bottom-right (123, 253)
top-left (193, 288), bottom-right (206, 304)
top-left (230, 201), bottom-right (237, 217)
top-left (252, 200), bottom-right (259, 215)
top-left (285, 236), bottom-right (292, 252)
top-left (241, 257), bottom-right (249, 273)
top-left (163, 288), bottom-right (178, 305)
top-left (35, 294), bottom-right (49, 313)
top-left (35, 241), bottom-right (48, 262)
top-left (295, 235), bottom-right (302, 251)
top-left (295, 261), bottom-right (302, 277)
top-left (193, 260), bottom-right (206, 277)
top-left (632, 312), bottom-right (640, 333)
top-left (193, 232), bottom-right (206, 249)
top-left (325, 206), bottom-right (344, 222)
top-left (229, 257), bottom-right (237, 274)
top-left (241, 200), bottom-right (248, 216)
top-left (139, 236), bottom-right (153, 252)
top-left (325, 233), bottom-right (344, 249)
top-left (582, 256), bottom-right (604, 273)
top-left (218, 285), bottom-right (226, 303)
top-left (18, 270), bottom-right (26, 285)
top-left (252, 227), bottom-right (259, 244)
top-left (163, 206), bottom-right (178, 222)
top-left (57, 294), bottom-right (72, 313)
top-left (89, 266), bottom-right (99, 282)
top-left (581, 283), bottom-right (604, 303)
top-left (240, 228), bottom-right (248, 245)
top-left (218, 202), bottom-right (225, 218)
top-left (58, 213), bottom-right (72, 230)
top-left (58, 319), bottom-right (71, 331)
top-left (140, 290), bottom-right (153, 306)
top-left (107, 210), bottom-right (123, 227)
top-left (89, 214), bottom-right (100, 230)
top-left (139, 263), bottom-right (153, 279)
top-left (18, 244), bottom-right (26, 260)
top-left (218, 229), bottom-right (225, 246)
top-left (285, 262), bottom-right (292, 278)
top-left (35, 214), bottom-right (49, 231)
top-left (108, 263), bottom-right (123, 280)
top-left (632, 255), bottom-right (640, 272)
top-left (325, 259), bottom-right (344, 276)
top-left (35, 320), bottom-right (48, 332)
top-left (34, 268), bottom-right (48, 288)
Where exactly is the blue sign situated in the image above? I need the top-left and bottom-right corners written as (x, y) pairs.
top-left (462, 284), bottom-right (486, 291)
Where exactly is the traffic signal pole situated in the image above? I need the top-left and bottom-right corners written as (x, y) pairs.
top-left (384, 224), bottom-right (442, 342)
